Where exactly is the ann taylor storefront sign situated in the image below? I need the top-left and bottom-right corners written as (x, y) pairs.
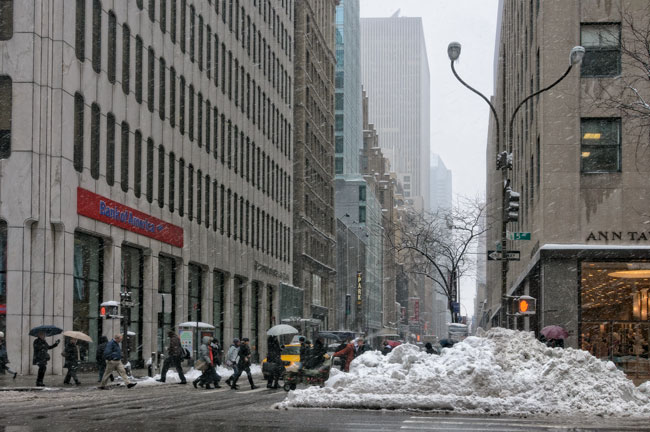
top-left (586, 231), bottom-right (650, 242)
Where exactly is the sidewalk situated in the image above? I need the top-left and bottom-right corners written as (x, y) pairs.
top-left (0, 368), bottom-right (152, 391)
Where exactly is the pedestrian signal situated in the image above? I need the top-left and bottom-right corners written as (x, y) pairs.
top-left (514, 295), bottom-right (536, 315)
top-left (100, 301), bottom-right (121, 319)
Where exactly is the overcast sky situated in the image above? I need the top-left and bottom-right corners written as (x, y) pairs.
top-left (359, 0), bottom-right (500, 320)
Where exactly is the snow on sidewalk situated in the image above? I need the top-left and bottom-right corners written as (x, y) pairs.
top-left (279, 328), bottom-right (650, 417)
top-left (136, 364), bottom-right (262, 386)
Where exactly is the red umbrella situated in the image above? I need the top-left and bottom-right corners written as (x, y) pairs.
top-left (386, 340), bottom-right (401, 348)
top-left (540, 325), bottom-right (569, 340)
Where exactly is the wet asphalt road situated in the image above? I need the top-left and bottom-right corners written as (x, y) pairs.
top-left (1, 379), bottom-right (650, 432)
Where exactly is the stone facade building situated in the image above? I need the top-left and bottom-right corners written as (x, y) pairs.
top-left (292, 0), bottom-right (337, 331)
top-left (0, 0), bottom-right (293, 374)
top-left (483, 0), bottom-right (650, 377)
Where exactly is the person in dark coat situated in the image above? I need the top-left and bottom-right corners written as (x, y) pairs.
top-left (381, 340), bottom-right (392, 356)
top-left (99, 334), bottom-right (136, 389)
top-left (157, 331), bottom-right (187, 384)
top-left (354, 338), bottom-right (368, 357)
top-left (63, 338), bottom-right (81, 385)
top-left (33, 332), bottom-right (60, 387)
top-left (425, 342), bottom-right (436, 355)
top-left (266, 335), bottom-right (282, 389)
top-left (298, 336), bottom-right (308, 366)
top-left (230, 338), bottom-right (257, 390)
top-left (193, 336), bottom-right (221, 389)
top-left (0, 331), bottom-right (17, 379)
top-left (95, 335), bottom-right (114, 383)
top-left (305, 337), bottom-right (327, 369)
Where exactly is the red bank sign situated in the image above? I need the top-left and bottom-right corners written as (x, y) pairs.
top-left (77, 188), bottom-right (183, 248)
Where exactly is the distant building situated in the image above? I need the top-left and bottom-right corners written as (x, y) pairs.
top-left (361, 12), bottom-right (430, 209)
top-left (430, 154), bottom-right (452, 213)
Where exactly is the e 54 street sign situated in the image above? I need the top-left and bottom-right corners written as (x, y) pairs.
top-left (507, 232), bottom-right (531, 241)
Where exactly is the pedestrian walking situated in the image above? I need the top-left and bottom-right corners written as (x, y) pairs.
top-left (157, 331), bottom-right (187, 384)
top-left (0, 331), bottom-right (17, 379)
top-left (96, 335), bottom-right (114, 383)
top-left (33, 331), bottom-right (60, 387)
top-left (229, 338), bottom-right (257, 390)
top-left (333, 339), bottom-right (355, 372)
top-left (193, 336), bottom-right (221, 389)
top-left (224, 338), bottom-right (240, 387)
top-left (99, 334), bottom-right (137, 389)
top-left (63, 337), bottom-right (82, 385)
top-left (265, 335), bottom-right (282, 389)
top-left (305, 337), bottom-right (327, 369)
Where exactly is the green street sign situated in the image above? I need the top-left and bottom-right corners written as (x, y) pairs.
top-left (507, 232), bottom-right (531, 241)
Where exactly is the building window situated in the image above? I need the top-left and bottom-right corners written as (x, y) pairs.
top-left (581, 118), bottom-right (621, 173)
top-left (335, 157), bottom-right (343, 174)
top-left (204, 175), bottom-right (210, 228)
top-left (122, 246), bottom-right (144, 364)
top-left (188, 264), bottom-right (202, 323)
top-left (169, 67), bottom-right (176, 127)
top-left (212, 180), bottom-right (218, 231)
top-left (180, 0), bottom-right (186, 53)
top-left (73, 92), bottom-right (84, 171)
top-left (134, 130), bottom-right (142, 197)
top-left (135, 36), bottom-right (143, 103)
top-left (0, 220), bottom-right (5, 335)
top-left (196, 169), bottom-right (202, 225)
top-left (189, 5), bottom-right (195, 62)
top-left (157, 255), bottom-right (176, 353)
top-left (233, 277), bottom-right (244, 339)
top-left (168, 152), bottom-right (175, 212)
top-left (581, 24), bottom-right (620, 77)
top-left (188, 85), bottom-right (195, 141)
top-left (160, 0), bottom-right (166, 33)
top-left (158, 144), bottom-right (165, 208)
top-left (120, 122), bottom-right (129, 192)
top-left (159, 57), bottom-right (166, 120)
top-left (146, 138), bottom-right (154, 203)
top-left (179, 158), bottom-right (185, 216)
top-left (206, 26), bottom-right (212, 79)
top-left (359, 206), bottom-right (366, 223)
top-left (90, 103), bottom-right (100, 179)
top-left (205, 100), bottom-right (211, 154)
top-left (197, 92), bottom-right (203, 147)
top-left (220, 184), bottom-right (225, 234)
top-left (147, 47), bottom-right (155, 113)
top-left (213, 271), bottom-right (224, 342)
top-left (122, 25), bottom-right (131, 94)
top-left (179, 76), bottom-right (186, 135)
top-left (188, 164), bottom-right (194, 221)
top-left (198, 15), bottom-right (203, 71)
top-left (92, 0), bottom-right (101, 73)
top-left (107, 11), bottom-right (116, 83)
top-left (75, 0), bottom-right (85, 60)
top-left (170, 0), bottom-right (176, 43)
top-left (148, 0), bottom-right (155, 22)
top-left (226, 188), bottom-right (232, 237)
top-left (359, 185), bottom-right (366, 202)
top-left (73, 232), bottom-right (104, 363)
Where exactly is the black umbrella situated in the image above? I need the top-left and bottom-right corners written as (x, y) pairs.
top-left (29, 325), bottom-right (63, 337)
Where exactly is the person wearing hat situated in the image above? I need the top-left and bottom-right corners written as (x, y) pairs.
top-left (229, 337), bottom-right (257, 390)
top-left (224, 338), bottom-right (240, 387)
top-left (0, 331), bottom-right (17, 379)
top-left (157, 330), bottom-right (187, 384)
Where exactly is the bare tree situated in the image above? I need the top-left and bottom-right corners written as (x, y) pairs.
top-left (387, 197), bottom-right (488, 321)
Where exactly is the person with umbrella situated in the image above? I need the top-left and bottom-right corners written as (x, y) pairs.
top-left (63, 337), bottom-right (82, 385)
top-left (265, 335), bottom-right (283, 389)
top-left (0, 331), bottom-right (17, 379)
top-left (32, 329), bottom-right (60, 387)
top-left (540, 325), bottom-right (568, 348)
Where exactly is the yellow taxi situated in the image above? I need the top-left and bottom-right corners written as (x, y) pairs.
top-left (262, 343), bottom-right (302, 377)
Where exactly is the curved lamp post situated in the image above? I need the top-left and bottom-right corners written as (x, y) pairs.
top-left (447, 42), bottom-right (584, 327)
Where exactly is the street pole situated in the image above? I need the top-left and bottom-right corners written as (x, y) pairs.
top-left (447, 42), bottom-right (584, 328)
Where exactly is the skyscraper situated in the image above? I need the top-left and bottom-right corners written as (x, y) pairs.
top-left (361, 12), bottom-right (431, 209)
top-left (430, 154), bottom-right (452, 213)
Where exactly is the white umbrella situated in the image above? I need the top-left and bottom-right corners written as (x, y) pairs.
top-left (176, 322), bottom-right (215, 329)
top-left (267, 324), bottom-right (299, 336)
top-left (62, 330), bottom-right (93, 343)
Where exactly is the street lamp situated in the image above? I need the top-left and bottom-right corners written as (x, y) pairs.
top-left (447, 42), bottom-right (584, 327)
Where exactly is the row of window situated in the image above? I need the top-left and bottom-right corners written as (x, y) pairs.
top-left (73, 94), bottom-right (291, 262)
top-left (76, 1), bottom-right (293, 161)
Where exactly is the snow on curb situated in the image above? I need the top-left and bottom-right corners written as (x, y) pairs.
top-left (135, 364), bottom-right (262, 386)
top-left (278, 328), bottom-right (650, 417)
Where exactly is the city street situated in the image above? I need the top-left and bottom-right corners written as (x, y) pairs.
top-left (1, 373), bottom-right (649, 432)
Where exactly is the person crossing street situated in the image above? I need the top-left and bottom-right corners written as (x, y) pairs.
top-left (99, 334), bottom-right (136, 389)
top-left (229, 338), bottom-right (257, 390)
top-left (157, 331), bottom-right (187, 384)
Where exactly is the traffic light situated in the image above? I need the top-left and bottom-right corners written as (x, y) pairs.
top-left (100, 301), bottom-right (121, 319)
top-left (504, 186), bottom-right (520, 222)
top-left (496, 151), bottom-right (513, 170)
top-left (514, 295), bottom-right (536, 315)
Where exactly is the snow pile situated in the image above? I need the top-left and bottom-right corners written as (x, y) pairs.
top-left (280, 328), bottom-right (650, 416)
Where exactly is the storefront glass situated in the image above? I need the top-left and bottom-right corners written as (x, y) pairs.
top-left (251, 282), bottom-right (260, 362)
top-left (158, 256), bottom-right (176, 354)
top-left (581, 262), bottom-right (650, 379)
top-left (233, 277), bottom-right (243, 338)
top-left (121, 246), bottom-right (143, 365)
top-left (73, 232), bottom-right (103, 363)
top-left (188, 264), bottom-right (202, 322)
top-left (0, 221), bottom-right (7, 336)
top-left (213, 271), bottom-right (224, 343)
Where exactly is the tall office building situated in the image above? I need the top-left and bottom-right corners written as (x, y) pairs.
top-left (485, 0), bottom-right (650, 378)
top-left (334, 0), bottom-right (362, 176)
top-left (360, 12), bottom-right (430, 209)
top-left (0, 0), bottom-right (293, 374)
top-left (292, 0), bottom-right (337, 330)
top-left (430, 154), bottom-right (452, 213)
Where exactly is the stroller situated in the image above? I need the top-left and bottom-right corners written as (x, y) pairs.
top-left (283, 355), bottom-right (333, 391)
